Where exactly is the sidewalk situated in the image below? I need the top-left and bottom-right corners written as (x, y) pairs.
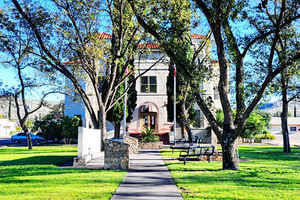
top-left (111, 149), bottom-right (183, 200)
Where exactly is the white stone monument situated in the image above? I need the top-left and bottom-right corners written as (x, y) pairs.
top-left (73, 127), bottom-right (101, 167)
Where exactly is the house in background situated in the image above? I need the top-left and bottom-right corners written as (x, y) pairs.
top-left (64, 33), bottom-right (221, 142)
top-left (0, 96), bottom-right (62, 137)
top-left (0, 95), bottom-right (62, 121)
top-left (259, 100), bottom-right (300, 117)
top-left (267, 117), bottom-right (300, 145)
top-left (270, 117), bottom-right (300, 134)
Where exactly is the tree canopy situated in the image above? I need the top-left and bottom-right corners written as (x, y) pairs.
top-left (129, 0), bottom-right (300, 169)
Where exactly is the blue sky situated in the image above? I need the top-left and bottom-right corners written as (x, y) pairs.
top-left (0, 0), bottom-right (293, 104)
top-left (0, 0), bottom-right (64, 102)
top-left (0, 66), bottom-right (65, 101)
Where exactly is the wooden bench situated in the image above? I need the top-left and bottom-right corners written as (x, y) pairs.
top-left (170, 136), bottom-right (203, 154)
top-left (179, 145), bottom-right (215, 165)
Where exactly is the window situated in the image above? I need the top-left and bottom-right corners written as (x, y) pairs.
top-left (290, 127), bottom-right (296, 132)
top-left (141, 76), bottom-right (157, 93)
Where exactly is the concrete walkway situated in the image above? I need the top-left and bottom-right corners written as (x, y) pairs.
top-left (111, 149), bottom-right (183, 200)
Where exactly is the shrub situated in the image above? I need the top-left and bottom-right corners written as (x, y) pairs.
top-left (255, 131), bottom-right (275, 140)
top-left (140, 128), bottom-right (160, 143)
top-left (61, 116), bottom-right (80, 144)
top-left (33, 115), bottom-right (63, 141)
top-left (216, 109), bottom-right (271, 139)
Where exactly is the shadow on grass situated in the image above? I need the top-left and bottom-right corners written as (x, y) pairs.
top-left (238, 146), bottom-right (300, 161)
top-left (175, 171), bottom-right (300, 190)
top-left (0, 167), bottom-right (124, 188)
top-left (0, 155), bottom-right (75, 166)
top-left (164, 162), bottom-right (223, 172)
top-left (0, 149), bottom-right (77, 155)
top-left (164, 147), bottom-right (300, 192)
top-left (162, 146), bottom-right (300, 163)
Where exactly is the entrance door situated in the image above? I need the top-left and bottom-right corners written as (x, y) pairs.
top-left (141, 112), bottom-right (156, 131)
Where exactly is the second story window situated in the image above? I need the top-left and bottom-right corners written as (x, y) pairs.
top-left (141, 76), bottom-right (157, 93)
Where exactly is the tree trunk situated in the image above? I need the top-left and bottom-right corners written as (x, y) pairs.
top-left (221, 132), bottom-right (239, 170)
top-left (8, 96), bottom-right (12, 120)
top-left (114, 122), bottom-right (121, 139)
top-left (24, 127), bottom-right (32, 150)
top-left (281, 113), bottom-right (291, 153)
top-left (180, 103), bottom-right (193, 143)
top-left (99, 107), bottom-right (107, 151)
top-left (281, 72), bottom-right (291, 153)
top-left (180, 120), bottom-right (193, 143)
top-left (281, 105), bottom-right (290, 152)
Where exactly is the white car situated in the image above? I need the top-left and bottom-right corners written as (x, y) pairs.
top-left (11, 132), bottom-right (45, 144)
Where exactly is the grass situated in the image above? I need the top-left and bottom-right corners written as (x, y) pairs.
top-left (0, 146), bottom-right (126, 200)
top-left (161, 146), bottom-right (300, 200)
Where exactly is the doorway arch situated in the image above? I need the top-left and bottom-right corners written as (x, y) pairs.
top-left (138, 102), bottom-right (160, 132)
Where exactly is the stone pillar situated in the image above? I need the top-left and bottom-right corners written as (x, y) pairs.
top-left (104, 139), bottom-right (129, 170)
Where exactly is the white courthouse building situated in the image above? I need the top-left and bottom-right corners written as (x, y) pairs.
top-left (65, 33), bottom-right (220, 142)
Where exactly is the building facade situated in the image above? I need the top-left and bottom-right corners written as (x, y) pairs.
top-left (64, 33), bottom-right (220, 139)
top-left (270, 117), bottom-right (300, 134)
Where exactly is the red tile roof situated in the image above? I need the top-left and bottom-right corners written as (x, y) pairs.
top-left (64, 60), bottom-right (80, 64)
top-left (98, 32), bottom-right (112, 39)
top-left (138, 42), bottom-right (160, 49)
top-left (98, 33), bottom-right (206, 49)
top-left (65, 33), bottom-right (210, 63)
top-left (191, 34), bottom-right (206, 39)
top-left (210, 59), bottom-right (218, 64)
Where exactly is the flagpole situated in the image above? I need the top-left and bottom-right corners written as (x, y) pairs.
top-left (173, 64), bottom-right (176, 144)
top-left (124, 69), bottom-right (128, 137)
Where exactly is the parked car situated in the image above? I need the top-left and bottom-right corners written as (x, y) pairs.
top-left (11, 132), bottom-right (45, 144)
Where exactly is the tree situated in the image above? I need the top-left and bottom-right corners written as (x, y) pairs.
top-left (106, 70), bottom-right (137, 139)
top-left (166, 62), bottom-right (198, 142)
top-left (216, 109), bottom-right (271, 140)
top-left (129, 0), bottom-right (300, 169)
top-left (0, 9), bottom-right (63, 149)
top-left (193, 0), bottom-right (299, 169)
top-left (10, 0), bottom-right (161, 148)
top-left (269, 28), bottom-right (300, 152)
top-left (129, 0), bottom-right (214, 143)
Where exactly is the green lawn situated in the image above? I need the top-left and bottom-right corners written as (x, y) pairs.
top-left (161, 146), bottom-right (300, 200)
top-left (0, 146), bottom-right (126, 200)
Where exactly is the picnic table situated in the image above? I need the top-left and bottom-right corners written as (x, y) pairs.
top-left (171, 144), bottom-right (215, 165)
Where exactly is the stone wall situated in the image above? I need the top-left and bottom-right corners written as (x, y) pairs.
top-left (123, 136), bottom-right (139, 154)
top-left (139, 141), bottom-right (164, 149)
top-left (104, 139), bottom-right (129, 170)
